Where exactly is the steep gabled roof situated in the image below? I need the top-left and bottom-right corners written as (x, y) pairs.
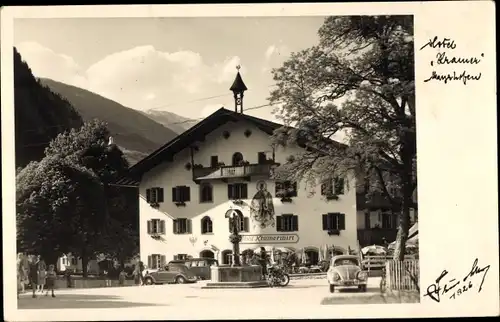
top-left (113, 107), bottom-right (345, 186)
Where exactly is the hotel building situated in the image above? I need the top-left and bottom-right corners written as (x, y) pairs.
top-left (118, 71), bottom-right (359, 269)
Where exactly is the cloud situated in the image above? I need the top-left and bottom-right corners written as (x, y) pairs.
top-left (264, 44), bottom-right (289, 61)
top-left (265, 45), bottom-right (277, 60)
top-left (15, 42), bottom-right (245, 114)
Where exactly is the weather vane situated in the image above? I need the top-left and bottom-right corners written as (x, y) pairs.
top-left (236, 65), bottom-right (241, 71)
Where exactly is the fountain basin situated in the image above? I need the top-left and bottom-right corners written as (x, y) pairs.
top-left (202, 265), bottom-right (269, 289)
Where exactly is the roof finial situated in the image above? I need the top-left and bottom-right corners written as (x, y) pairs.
top-left (236, 64), bottom-right (241, 71)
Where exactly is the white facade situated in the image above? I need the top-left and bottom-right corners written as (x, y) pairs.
top-left (138, 114), bottom-right (358, 268)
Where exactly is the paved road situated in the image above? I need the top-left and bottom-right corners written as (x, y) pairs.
top-left (18, 277), bottom-right (384, 310)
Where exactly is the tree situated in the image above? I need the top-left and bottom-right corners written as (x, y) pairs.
top-left (16, 120), bottom-right (136, 276)
top-left (16, 155), bottom-right (106, 267)
top-left (269, 16), bottom-right (416, 260)
top-left (44, 119), bottom-right (132, 275)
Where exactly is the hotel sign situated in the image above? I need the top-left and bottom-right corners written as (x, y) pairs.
top-left (240, 234), bottom-right (299, 244)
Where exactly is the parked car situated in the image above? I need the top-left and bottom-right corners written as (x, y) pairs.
top-left (167, 258), bottom-right (219, 280)
top-left (143, 264), bottom-right (198, 285)
top-left (327, 255), bottom-right (368, 293)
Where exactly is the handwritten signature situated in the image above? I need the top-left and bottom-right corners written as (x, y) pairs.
top-left (420, 36), bottom-right (484, 85)
top-left (424, 258), bottom-right (490, 303)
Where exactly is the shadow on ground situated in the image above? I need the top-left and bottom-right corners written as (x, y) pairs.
top-left (321, 291), bottom-right (420, 305)
top-left (18, 294), bottom-right (162, 309)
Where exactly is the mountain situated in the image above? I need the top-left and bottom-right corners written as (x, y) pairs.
top-left (39, 79), bottom-right (179, 165)
top-left (144, 109), bottom-right (199, 134)
top-left (14, 48), bottom-right (84, 168)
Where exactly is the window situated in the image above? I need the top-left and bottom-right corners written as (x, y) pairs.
top-left (210, 156), bottom-right (219, 168)
top-left (321, 177), bottom-right (345, 196)
top-left (257, 152), bottom-right (267, 164)
top-left (276, 214), bottom-right (299, 232)
top-left (322, 213), bottom-right (346, 231)
top-left (148, 254), bottom-right (166, 269)
top-left (232, 152), bottom-right (244, 166)
top-left (228, 183), bottom-right (248, 199)
top-left (146, 187), bottom-right (164, 203)
top-left (382, 213), bottom-right (398, 229)
top-left (173, 218), bottom-right (192, 234)
top-left (147, 219), bottom-right (165, 234)
top-left (71, 257), bottom-right (77, 265)
top-left (172, 186), bottom-right (191, 203)
top-left (173, 254), bottom-right (188, 261)
top-left (221, 250), bottom-right (233, 265)
top-left (228, 216), bottom-right (249, 233)
top-left (275, 181), bottom-right (298, 197)
top-left (201, 216), bottom-right (213, 234)
top-left (199, 183), bottom-right (213, 203)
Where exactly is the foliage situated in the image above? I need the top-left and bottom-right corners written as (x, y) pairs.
top-left (269, 16), bottom-right (416, 260)
top-left (16, 155), bottom-right (106, 265)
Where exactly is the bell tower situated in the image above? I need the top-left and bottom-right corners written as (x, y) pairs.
top-left (229, 65), bottom-right (248, 114)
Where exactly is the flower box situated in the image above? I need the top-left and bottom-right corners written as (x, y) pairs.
top-left (175, 202), bottom-right (186, 207)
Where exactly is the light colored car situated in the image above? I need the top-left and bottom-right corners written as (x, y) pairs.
top-left (326, 255), bottom-right (368, 293)
top-left (143, 264), bottom-right (198, 285)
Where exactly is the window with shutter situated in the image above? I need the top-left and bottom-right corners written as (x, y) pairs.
top-left (146, 189), bottom-right (151, 203)
top-left (276, 216), bottom-right (282, 231)
top-left (275, 182), bottom-right (283, 196)
top-left (158, 188), bottom-right (164, 202)
top-left (148, 255), bottom-right (153, 269)
top-left (227, 184), bottom-right (234, 199)
top-left (160, 220), bottom-right (165, 234)
top-left (322, 214), bottom-right (328, 230)
top-left (147, 220), bottom-right (152, 234)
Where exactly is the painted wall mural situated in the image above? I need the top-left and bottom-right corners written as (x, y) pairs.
top-left (250, 180), bottom-right (275, 228)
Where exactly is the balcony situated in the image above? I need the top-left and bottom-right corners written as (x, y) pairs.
top-left (193, 163), bottom-right (278, 183)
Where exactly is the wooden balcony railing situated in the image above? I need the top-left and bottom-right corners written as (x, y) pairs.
top-left (193, 163), bottom-right (276, 181)
top-left (357, 228), bottom-right (398, 247)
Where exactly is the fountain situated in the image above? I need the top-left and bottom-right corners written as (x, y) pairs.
top-left (202, 209), bottom-right (268, 289)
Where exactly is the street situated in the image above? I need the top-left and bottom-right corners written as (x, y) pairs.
top-left (18, 277), bottom-right (389, 310)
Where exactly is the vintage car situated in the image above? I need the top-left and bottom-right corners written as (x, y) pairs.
top-left (168, 257), bottom-right (219, 280)
top-left (143, 264), bottom-right (198, 285)
top-left (326, 255), bottom-right (368, 293)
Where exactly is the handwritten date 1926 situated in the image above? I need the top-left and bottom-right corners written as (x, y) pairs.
top-left (424, 258), bottom-right (490, 303)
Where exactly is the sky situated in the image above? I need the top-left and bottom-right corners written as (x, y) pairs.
top-left (14, 17), bottom-right (326, 122)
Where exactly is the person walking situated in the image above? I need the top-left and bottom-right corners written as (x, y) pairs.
top-left (44, 264), bottom-right (57, 298)
top-left (28, 255), bottom-right (40, 298)
top-left (37, 259), bottom-right (47, 293)
top-left (258, 247), bottom-right (269, 279)
top-left (118, 269), bottom-right (127, 286)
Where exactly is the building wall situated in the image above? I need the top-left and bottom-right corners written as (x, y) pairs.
top-left (139, 119), bottom-right (358, 266)
top-left (356, 209), bottom-right (418, 230)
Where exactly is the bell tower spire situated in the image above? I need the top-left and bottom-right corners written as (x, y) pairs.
top-left (229, 65), bottom-right (248, 114)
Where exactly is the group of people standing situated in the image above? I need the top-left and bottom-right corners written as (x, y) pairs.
top-left (17, 253), bottom-right (56, 298)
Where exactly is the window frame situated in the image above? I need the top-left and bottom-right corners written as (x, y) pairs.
top-left (275, 181), bottom-right (298, 198)
top-left (199, 183), bottom-right (213, 203)
top-left (201, 216), bottom-right (213, 234)
top-left (173, 218), bottom-right (191, 234)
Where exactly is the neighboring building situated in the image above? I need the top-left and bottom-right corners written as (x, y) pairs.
top-left (117, 71), bottom-right (359, 268)
top-left (56, 253), bottom-right (99, 274)
top-left (356, 189), bottom-right (418, 247)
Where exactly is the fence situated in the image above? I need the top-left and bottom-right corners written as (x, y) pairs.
top-left (385, 259), bottom-right (420, 291)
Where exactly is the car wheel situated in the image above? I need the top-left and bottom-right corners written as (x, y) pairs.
top-left (176, 276), bottom-right (186, 284)
top-left (144, 277), bottom-right (154, 285)
top-left (329, 284), bottom-right (335, 293)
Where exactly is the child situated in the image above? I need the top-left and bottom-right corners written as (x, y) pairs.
top-left (45, 265), bottom-right (56, 298)
top-left (118, 270), bottom-right (127, 286)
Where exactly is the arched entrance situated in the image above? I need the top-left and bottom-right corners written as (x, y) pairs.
top-left (200, 250), bottom-right (215, 259)
top-left (304, 249), bottom-right (319, 265)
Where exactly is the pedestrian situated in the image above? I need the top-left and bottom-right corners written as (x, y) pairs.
top-left (103, 270), bottom-right (112, 287)
top-left (37, 258), bottom-right (47, 293)
top-left (118, 269), bottom-right (127, 286)
top-left (138, 261), bottom-right (145, 286)
top-left (258, 247), bottom-right (269, 278)
top-left (65, 270), bottom-right (73, 288)
top-left (44, 264), bottom-right (57, 298)
top-left (28, 255), bottom-right (40, 298)
top-left (17, 253), bottom-right (28, 297)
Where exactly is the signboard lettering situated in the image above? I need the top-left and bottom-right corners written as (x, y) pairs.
top-left (240, 234), bottom-right (299, 244)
